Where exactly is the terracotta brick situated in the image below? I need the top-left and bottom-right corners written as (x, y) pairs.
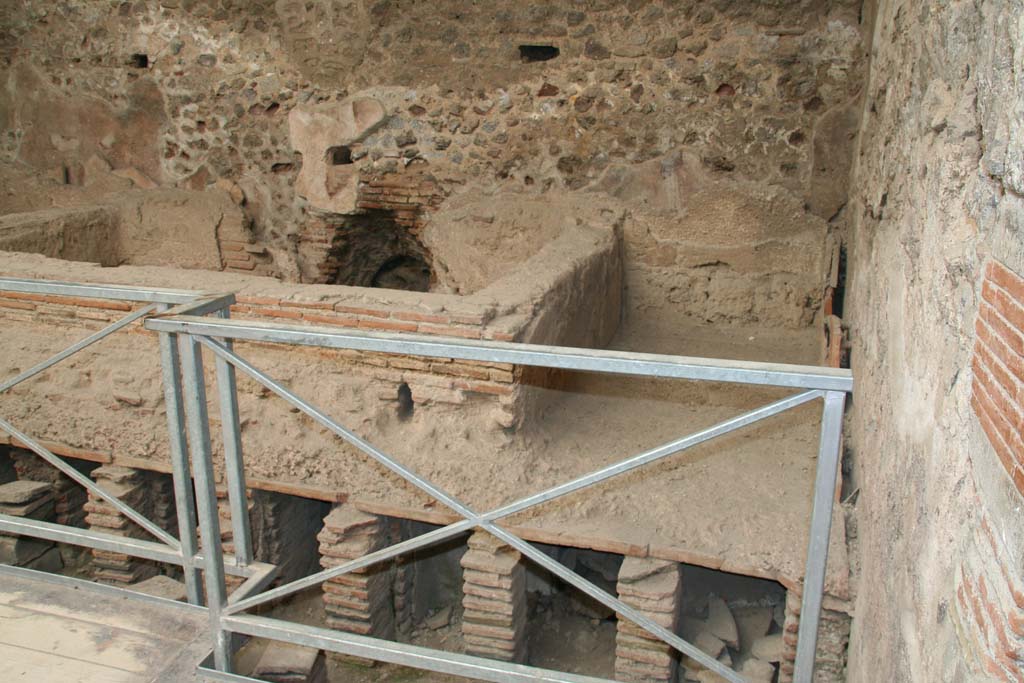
top-left (418, 324), bottom-right (482, 339)
top-left (335, 304), bottom-right (389, 318)
top-left (283, 300), bottom-right (336, 310)
top-left (236, 296), bottom-right (282, 306)
top-left (972, 359), bottom-right (1024, 431)
top-left (972, 394), bottom-right (1021, 478)
top-left (357, 318), bottom-right (418, 333)
top-left (392, 311), bottom-right (451, 324)
top-left (985, 281), bottom-right (1024, 332)
top-left (225, 260), bottom-right (257, 271)
top-left (254, 307), bottom-right (303, 320)
top-left (977, 319), bottom-right (1024, 384)
top-left (0, 299), bottom-right (37, 311)
top-left (988, 261), bottom-right (1024, 304)
top-left (981, 303), bottom-right (1024, 356)
top-left (972, 372), bottom-right (1024, 450)
top-left (302, 313), bottom-right (359, 327)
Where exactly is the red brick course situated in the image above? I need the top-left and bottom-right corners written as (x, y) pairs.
top-left (972, 260), bottom-right (1024, 496)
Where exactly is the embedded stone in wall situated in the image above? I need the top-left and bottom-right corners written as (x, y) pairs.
top-left (317, 504), bottom-right (396, 644)
top-left (289, 97), bottom-right (386, 214)
top-left (460, 530), bottom-right (528, 663)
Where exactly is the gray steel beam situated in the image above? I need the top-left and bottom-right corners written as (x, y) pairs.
top-left (0, 277), bottom-right (199, 304)
top-left (147, 315), bottom-right (853, 392)
top-left (793, 390), bottom-right (847, 683)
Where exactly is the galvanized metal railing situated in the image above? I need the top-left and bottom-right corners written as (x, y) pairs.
top-left (0, 276), bottom-right (853, 683)
top-left (144, 308), bottom-right (853, 683)
top-left (0, 278), bottom-right (277, 608)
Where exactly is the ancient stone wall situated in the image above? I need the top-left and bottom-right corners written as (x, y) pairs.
top-left (845, 0), bottom-right (1024, 680)
top-left (0, 0), bottom-right (866, 327)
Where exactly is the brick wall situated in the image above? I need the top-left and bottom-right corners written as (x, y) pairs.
top-left (952, 491), bottom-right (1024, 682)
top-left (971, 260), bottom-right (1024, 496)
top-left (299, 168), bottom-right (445, 286)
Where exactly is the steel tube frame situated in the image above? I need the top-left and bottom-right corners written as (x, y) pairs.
top-left (190, 335), bottom-right (827, 682)
top-left (157, 313), bottom-right (204, 605)
top-left (178, 333), bottom-right (234, 672)
top-left (214, 309), bottom-right (254, 567)
top-left (0, 276), bottom-right (854, 683)
top-left (148, 315), bottom-right (853, 392)
top-left (793, 390), bottom-right (847, 683)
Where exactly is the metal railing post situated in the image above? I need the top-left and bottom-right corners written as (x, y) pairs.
top-left (178, 332), bottom-right (233, 672)
top-left (214, 308), bottom-right (253, 566)
top-left (157, 321), bottom-right (203, 605)
top-left (793, 390), bottom-right (847, 683)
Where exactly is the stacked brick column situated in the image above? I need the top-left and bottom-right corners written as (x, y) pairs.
top-left (778, 590), bottom-right (851, 682)
top-left (83, 466), bottom-right (158, 585)
top-left (614, 557), bottom-right (683, 683)
top-left (249, 490), bottom-right (327, 584)
top-left (0, 480), bottom-right (62, 571)
top-left (317, 504), bottom-right (396, 640)
top-left (460, 530), bottom-right (528, 663)
top-left (11, 450), bottom-right (89, 528)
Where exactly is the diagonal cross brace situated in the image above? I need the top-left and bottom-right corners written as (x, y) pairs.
top-left (198, 336), bottom-right (819, 681)
top-left (0, 303), bottom-right (159, 395)
top-left (0, 416), bottom-right (180, 549)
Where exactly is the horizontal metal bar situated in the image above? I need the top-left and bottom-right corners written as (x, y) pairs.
top-left (226, 390), bottom-right (818, 616)
top-left (0, 303), bottom-right (159, 395)
top-left (0, 277), bottom-right (201, 304)
top-left (0, 513), bottom-right (185, 565)
top-left (0, 416), bottom-right (181, 549)
top-left (0, 562), bottom-right (205, 616)
top-left (222, 614), bottom-right (619, 683)
top-left (152, 293), bottom-right (236, 319)
top-left (148, 316), bottom-right (853, 391)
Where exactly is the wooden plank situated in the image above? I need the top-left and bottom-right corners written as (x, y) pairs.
top-left (0, 434), bottom-right (112, 463)
top-left (0, 605), bottom-right (160, 673)
top-left (0, 642), bottom-right (138, 683)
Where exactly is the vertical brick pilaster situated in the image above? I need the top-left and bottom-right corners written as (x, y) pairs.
top-left (460, 530), bottom-right (528, 663)
top-left (317, 504), bottom-right (396, 640)
top-left (83, 466), bottom-right (158, 585)
top-left (778, 590), bottom-right (851, 683)
top-left (614, 557), bottom-right (682, 683)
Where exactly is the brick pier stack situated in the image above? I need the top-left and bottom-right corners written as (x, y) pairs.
top-left (460, 530), bottom-right (528, 663)
top-left (11, 450), bottom-right (88, 528)
top-left (778, 590), bottom-right (851, 682)
top-left (317, 504), bottom-right (396, 641)
top-left (250, 490), bottom-right (326, 584)
top-left (84, 466), bottom-right (158, 585)
top-left (0, 480), bottom-right (62, 571)
top-left (614, 557), bottom-right (683, 683)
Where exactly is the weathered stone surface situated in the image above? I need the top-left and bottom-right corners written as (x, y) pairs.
top-left (0, 480), bottom-right (51, 505)
top-left (288, 97), bottom-right (385, 213)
